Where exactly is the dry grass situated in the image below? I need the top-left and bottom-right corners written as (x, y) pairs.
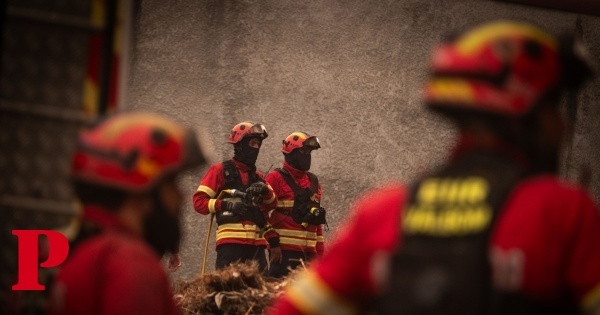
top-left (174, 262), bottom-right (302, 315)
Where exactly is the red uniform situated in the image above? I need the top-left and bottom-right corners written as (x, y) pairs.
top-left (269, 144), bottom-right (600, 314)
top-left (193, 158), bottom-right (278, 247)
top-left (266, 162), bottom-right (324, 255)
top-left (47, 207), bottom-right (180, 315)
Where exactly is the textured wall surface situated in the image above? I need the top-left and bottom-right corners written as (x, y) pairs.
top-left (127, 0), bottom-right (600, 281)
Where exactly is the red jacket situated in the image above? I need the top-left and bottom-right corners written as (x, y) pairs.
top-left (265, 162), bottom-right (324, 255)
top-left (269, 153), bottom-right (600, 314)
top-left (47, 207), bottom-right (180, 315)
top-left (193, 158), bottom-right (278, 247)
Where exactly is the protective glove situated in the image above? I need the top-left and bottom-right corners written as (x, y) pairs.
top-left (246, 182), bottom-right (270, 196)
top-left (301, 207), bottom-right (325, 229)
top-left (222, 200), bottom-right (248, 216)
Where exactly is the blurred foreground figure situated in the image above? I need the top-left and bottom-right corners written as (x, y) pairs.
top-left (269, 21), bottom-right (599, 315)
top-left (47, 112), bottom-right (208, 315)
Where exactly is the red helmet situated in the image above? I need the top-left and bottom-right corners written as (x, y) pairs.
top-left (227, 121), bottom-right (268, 144)
top-left (426, 21), bottom-right (594, 117)
top-left (72, 112), bottom-right (209, 192)
top-left (281, 131), bottom-right (321, 154)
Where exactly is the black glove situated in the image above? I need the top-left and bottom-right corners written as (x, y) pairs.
top-left (246, 182), bottom-right (269, 196)
top-left (301, 207), bottom-right (326, 229)
top-left (222, 200), bottom-right (248, 216)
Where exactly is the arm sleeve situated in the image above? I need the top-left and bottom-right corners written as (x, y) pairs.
top-left (269, 184), bottom-right (406, 314)
top-left (263, 172), bottom-right (280, 244)
top-left (259, 172), bottom-right (278, 211)
top-left (193, 164), bottom-right (224, 215)
top-left (564, 190), bottom-right (600, 314)
top-left (102, 247), bottom-right (180, 315)
top-left (316, 182), bottom-right (325, 256)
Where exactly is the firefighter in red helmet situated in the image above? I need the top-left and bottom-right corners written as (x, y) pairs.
top-left (269, 21), bottom-right (600, 315)
top-left (193, 121), bottom-right (279, 272)
top-left (265, 132), bottom-right (325, 278)
top-left (47, 112), bottom-right (209, 315)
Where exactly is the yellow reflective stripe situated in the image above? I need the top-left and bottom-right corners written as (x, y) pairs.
top-left (196, 185), bottom-right (216, 198)
top-left (216, 231), bottom-right (262, 241)
top-left (280, 237), bottom-right (317, 247)
top-left (277, 229), bottom-right (317, 239)
top-left (277, 200), bottom-right (294, 208)
top-left (456, 22), bottom-right (556, 55)
top-left (263, 193), bottom-right (276, 204)
top-left (208, 199), bottom-right (217, 214)
top-left (217, 223), bottom-right (259, 230)
top-left (317, 235), bottom-right (325, 242)
top-left (288, 271), bottom-right (357, 315)
top-left (583, 284), bottom-right (600, 314)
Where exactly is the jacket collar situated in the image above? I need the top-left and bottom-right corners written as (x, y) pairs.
top-left (451, 133), bottom-right (530, 172)
top-left (283, 161), bottom-right (307, 180)
top-left (82, 205), bottom-right (134, 234)
top-left (231, 157), bottom-right (255, 172)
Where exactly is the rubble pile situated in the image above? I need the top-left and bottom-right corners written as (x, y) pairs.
top-left (174, 262), bottom-right (300, 315)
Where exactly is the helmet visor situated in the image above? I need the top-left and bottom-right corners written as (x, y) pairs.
top-left (303, 136), bottom-right (321, 150)
top-left (249, 123), bottom-right (268, 139)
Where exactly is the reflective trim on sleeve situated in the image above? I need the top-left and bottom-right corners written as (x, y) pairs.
top-left (277, 200), bottom-right (294, 208)
top-left (317, 235), bottom-right (325, 242)
top-left (287, 271), bottom-right (357, 315)
top-left (582, 284), bottom-right (600, 315)
top-left (208, 199), bottom-right (218, 214)
top-left (263, 193), bottom-right (276, 204)
top-left (197, 185), bottom-right (217, 198)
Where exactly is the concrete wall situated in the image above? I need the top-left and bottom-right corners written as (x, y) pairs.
top-left (127, 0), bottom-right (600, 281)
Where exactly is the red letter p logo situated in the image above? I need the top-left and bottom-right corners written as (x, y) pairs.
top-left (12, 230), bottom-right (69, 291)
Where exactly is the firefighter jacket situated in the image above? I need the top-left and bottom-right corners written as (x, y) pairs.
top-left (265, 162), bottom-right (324, 255)
top-left (268, 136), bottom-right (600, 315)
top-left (193, 158), bottom-right (278, 248)
top-left (47, 206), bottom-right (180, 315)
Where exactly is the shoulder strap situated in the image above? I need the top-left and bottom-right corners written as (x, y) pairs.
top-left (306, 172), bottom-right (319, 194)
top-left (275, 168), bottom-right (303, 191)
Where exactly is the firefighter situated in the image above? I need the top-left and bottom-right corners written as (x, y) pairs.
top-left (269, 21), bottom-right (600, 315)
top-left (47, 112), bottom-right (209, 315)
top-left (266, 132), bottom-right (325, 278)
top-left (193, 121), bottom-right (279, 272)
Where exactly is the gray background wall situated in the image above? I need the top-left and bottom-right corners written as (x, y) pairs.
top-left (127, 0), bottom-right (600, 281)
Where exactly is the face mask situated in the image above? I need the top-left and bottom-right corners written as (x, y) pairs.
top-left (234, 137), bottom-right (261, 167)
top-left (143, 194), bottom-right (181, 256)
top-left (285, 149), bottom-right (311, 171)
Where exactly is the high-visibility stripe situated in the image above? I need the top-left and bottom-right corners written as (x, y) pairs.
top-left (197, 185), bottom-right (217, 198)
top-left (456, 22), bottom-right (556, 55)
top-left (263, 193), bottom-right (276, 204)
top-left (218, 223), bottom-right (259, 230)
top-left (280, 237), bottom-right (317, 248)
top-left (287, 271), bottom-right (357, 315)
top-left (216, 231), bottom-right (262, 241)
top-left (208, 199), bottom-right (217, 214)
top-left (277, 200), bottom-right (294, 208)
top-left (317, 235), bottom-right (325, 242)
top-left (277, 229), bottom-right (318, 239)
top-left (583, 284), bottom-right (600, 315)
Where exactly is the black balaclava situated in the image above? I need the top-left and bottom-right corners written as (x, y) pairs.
top-left (285, 149), bottom-right (311, 171)
top-left (234, 136), bottom-right (261, 167)
top-left (143, 193), bottom-right (181, 256)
